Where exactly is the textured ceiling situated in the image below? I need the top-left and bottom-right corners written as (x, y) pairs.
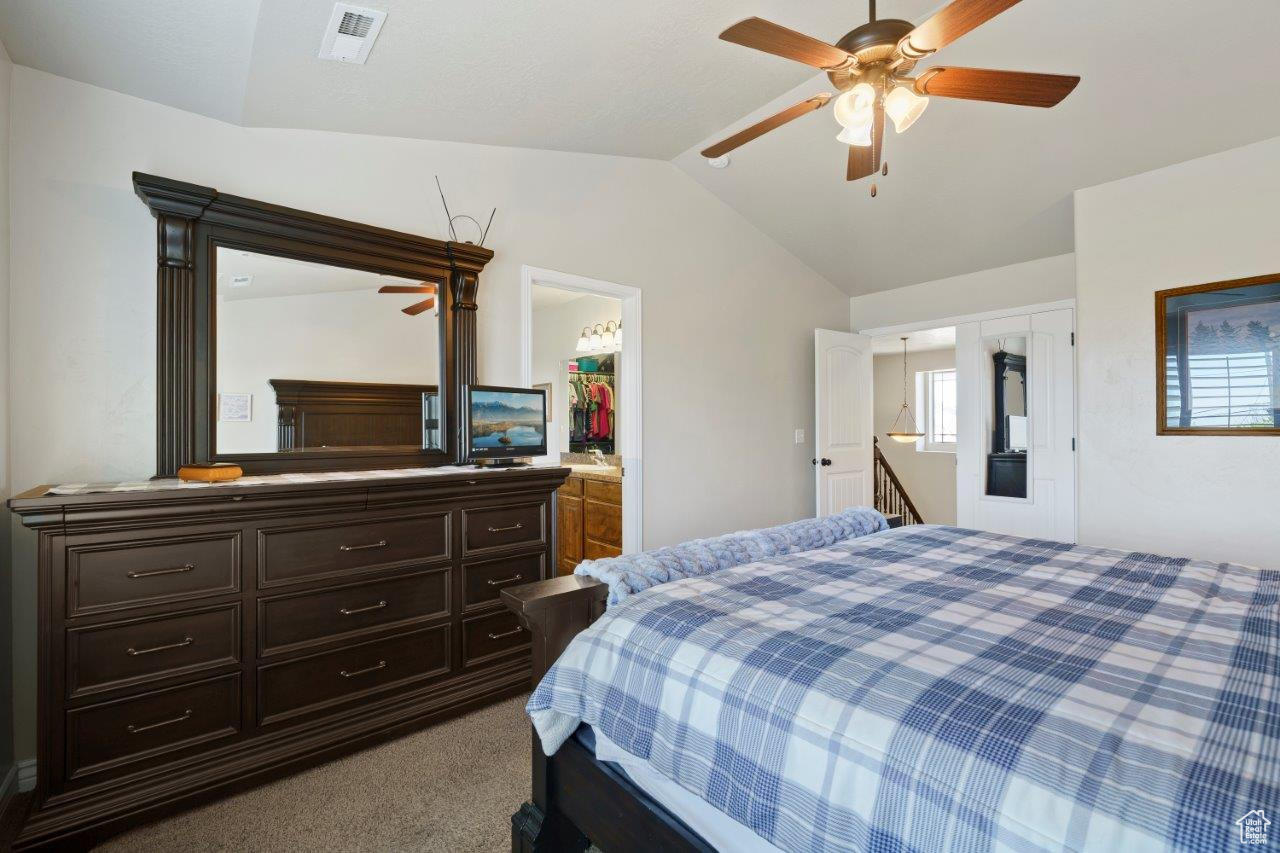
top-left (3, 0), bottom-right (1280, 297)
top-left (674, 0), bottom-right (1280, 294)
top-left (0, 0), bottom-right (932, 158)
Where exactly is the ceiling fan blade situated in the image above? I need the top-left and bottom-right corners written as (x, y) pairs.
top-left (846, 105), bottom-right (885, 182)
top-left (378, 284), bottom-right (437, 294)
top-left (898, 0), bottom-right (1022, 58)
top-left (701, 95), bottom-right (832, 158)
top-left (915, 67), bottom-right (1080, 107)
top-left (402, 298), bottom-right (436, 316)
top-left (720, 18), bottom-right (855, 70)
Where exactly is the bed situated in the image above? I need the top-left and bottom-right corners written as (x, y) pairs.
top-left (503, 517), bottom-right (1278, 853)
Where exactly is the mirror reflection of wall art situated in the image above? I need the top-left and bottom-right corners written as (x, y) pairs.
top-left (533, 382), bottom-right (553, 422)
top-left (1157, 274), bottom-right (1280, 436)
top-left (218, 392), bottom-right (252, 423)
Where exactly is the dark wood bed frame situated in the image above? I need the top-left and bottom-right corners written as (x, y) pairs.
top-left (502, 576), bottom-right (712, 852)
top-left (500, 513), bottom-right (905, 853)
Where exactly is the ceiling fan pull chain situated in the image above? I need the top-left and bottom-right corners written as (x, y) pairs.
top-left (882, 162), bottom-right (889, 176)
top-left (870, 183), bottom-right (878, 198)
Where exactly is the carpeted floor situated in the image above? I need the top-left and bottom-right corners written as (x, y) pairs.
top-left (96, 694), bottom-right (531, 852)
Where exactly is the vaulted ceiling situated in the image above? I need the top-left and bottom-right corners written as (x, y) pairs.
top-left (3, 0), bottom-right (1280, 295)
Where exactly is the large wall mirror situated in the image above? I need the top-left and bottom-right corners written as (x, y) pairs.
top-left (986, 337), bottom-right (1029, 499)
top-left (135, 173), bottom-right (492, 476)
top-left (214, 248), bottom-right (444, 456)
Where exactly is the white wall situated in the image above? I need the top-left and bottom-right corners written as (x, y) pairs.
top-left (1075, 135), bottom-right (1280, 569)
top-left (217, 289), bottom-right (439, 453)
top-left (529, 292), bottom-right (620, 460)
top-left (873, 349), bottom-right (956, 525)
top-left (7, 68), bottom-right (851, 760)
top-left (850, 254), bottom-right (1075, 332)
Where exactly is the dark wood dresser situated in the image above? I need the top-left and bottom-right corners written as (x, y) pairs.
top-left (8, 465), bottom-right (569, 849)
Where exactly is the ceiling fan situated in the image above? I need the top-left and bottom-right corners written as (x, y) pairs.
top-left (378, 283), bottom-right (438, 315)
top-left (702, 0), bottom-right (1080, 194)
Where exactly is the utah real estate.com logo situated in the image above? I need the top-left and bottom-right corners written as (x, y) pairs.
top-left (1237, 810), bottom-right (1269, 845)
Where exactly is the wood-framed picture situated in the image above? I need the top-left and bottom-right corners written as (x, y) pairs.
top-left (1156, 273), bottom-right (1280, 436)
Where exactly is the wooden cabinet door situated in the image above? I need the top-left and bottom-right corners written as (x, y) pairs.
top-left (557, 492), bottom-right (584, 576)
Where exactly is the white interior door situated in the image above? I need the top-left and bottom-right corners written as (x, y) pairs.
top-left (814, 329), bottom-right (874, 517)
top-left (956, 308), bottom-right (1076, 540)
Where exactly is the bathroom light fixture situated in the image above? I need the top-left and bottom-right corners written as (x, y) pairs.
top-left (887, 336), bottom-right (925, 443)
top-left (589, 325), bottom-right (603, 349)
top-left (575, 327), bottom-right (592, 352)
top-left (601, 320), bottom-right (618, 350)
top-left (612, 321), bottom-right (622, 351)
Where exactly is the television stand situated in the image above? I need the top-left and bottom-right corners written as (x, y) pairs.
top-left (472, 457), bottom-right (534, 468)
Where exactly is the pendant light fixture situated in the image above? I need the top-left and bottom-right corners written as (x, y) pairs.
top-left (887, 336), bottom-right (925, 443)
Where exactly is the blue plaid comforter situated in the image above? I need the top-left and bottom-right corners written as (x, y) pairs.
top-left (528, 525), bottom-right (1279, 852)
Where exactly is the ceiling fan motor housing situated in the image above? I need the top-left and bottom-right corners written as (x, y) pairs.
top-left (826, 19), bottom-right (917, 90)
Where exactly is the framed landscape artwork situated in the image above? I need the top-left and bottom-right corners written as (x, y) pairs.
top-left (1156, 273), bottom-right (1280, 435)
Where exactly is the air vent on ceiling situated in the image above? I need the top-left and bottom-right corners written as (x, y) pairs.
top-left (318, 3), bottom-right (387, 64)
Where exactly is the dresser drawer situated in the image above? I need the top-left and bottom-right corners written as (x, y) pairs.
top-left (462, 610), bottom-right (529, 666)
top-left (67, 605), bottom-right (239, 699)
top-left (258, 569), bottom-right (450, 657)
top-left (463, 552), bottom-right (544, 611)
top-left (462, 503), bottom-right (546, 555)
top-left (259, 512), bottom-right (450, 588)
top-left (257, 626), bottom-right (450, 726)
top-left (67, 533), bottom-right (240, 617)
top-left (66, 675), bottom-right (240, 781)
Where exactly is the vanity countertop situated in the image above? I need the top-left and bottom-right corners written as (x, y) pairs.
top-left (566, 464), bottom-right (622, 484)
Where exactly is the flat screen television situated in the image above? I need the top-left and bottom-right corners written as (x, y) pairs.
top-left (466, 384), bottom-right (548, 463)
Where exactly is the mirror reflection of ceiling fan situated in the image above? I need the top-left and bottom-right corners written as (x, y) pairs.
top-left (702, 0), bottom-right (1080, 194)
top-left (378, 283), bottom-right (438, 315)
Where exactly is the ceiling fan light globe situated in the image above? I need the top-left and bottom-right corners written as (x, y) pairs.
top-left (885, 85), bottom-right (928, 133)
top-left (837, 122), bottom-right (873, 147)
top-left (833, 82), bottom-right (876, 129)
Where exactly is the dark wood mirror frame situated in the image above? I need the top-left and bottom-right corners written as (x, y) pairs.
top-left (133, 172), bottom-right (493, 476)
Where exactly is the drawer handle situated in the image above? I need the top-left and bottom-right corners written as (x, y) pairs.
top-left (127, 708), bottom-right (193, 734)
top-left (340, 660), bottom-right (388, 678)
top-left (339, 600), bottom-right (388, 616)
top-left (126, 563), bottom-right (195, 579)
top-left (487, 627), bottom-right (526, 640)
top-left (339, 540), bottom-right (388, 552)
top-left (486, 573), bottom-right (524, 587)
top-left (486, 523), bottom-right (524, 534)
top-left (126, 636), bottom-right (194, 656)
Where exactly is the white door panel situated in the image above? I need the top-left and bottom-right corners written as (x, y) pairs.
top-left (956, 308), bottom-right (1076, 540)
top-left (815, 329), bottom-right (873, 516)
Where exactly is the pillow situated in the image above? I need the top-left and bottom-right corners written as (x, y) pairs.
top-left (575, 506), bottom-right (888, 605)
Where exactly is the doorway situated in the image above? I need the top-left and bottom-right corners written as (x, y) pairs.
top-left (520, 266), bottom-right (643, 568)
top-left (869, 327), bottom-right (958, 525)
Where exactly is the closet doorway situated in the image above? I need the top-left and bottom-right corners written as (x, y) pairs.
top-left (520, 266), bottom-right (643, 570)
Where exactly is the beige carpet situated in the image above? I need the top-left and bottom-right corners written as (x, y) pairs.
top-left (97, 694), bottom-right (531, 852)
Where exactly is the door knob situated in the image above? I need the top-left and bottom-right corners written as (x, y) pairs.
top-left (812, 458), bottom-right (832, 466)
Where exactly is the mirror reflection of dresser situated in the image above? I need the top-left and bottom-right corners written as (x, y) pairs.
top-left (987, 343), bottom-right (1028, 498)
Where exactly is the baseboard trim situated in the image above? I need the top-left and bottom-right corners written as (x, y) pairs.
top-left (17, 760), bottom-right (36, 793)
